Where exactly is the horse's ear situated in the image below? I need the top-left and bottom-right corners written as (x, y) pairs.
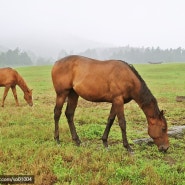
top-left (160, 110), bottom-right (165, 118)
top-left (28, 89), bottom-right (33, 93)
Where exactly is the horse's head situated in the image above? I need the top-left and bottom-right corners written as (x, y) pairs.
top-left (24, 89), bottom-right (33, 106)
top-left (148, 110), bottom-right (169, 152)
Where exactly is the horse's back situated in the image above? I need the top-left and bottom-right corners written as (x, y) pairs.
top-left (0, 67), bottom-right (17, 74)
top-left (52, 55), bottom-right (140, 102)
top-left (52, 55), bottom-right (131, 78)
top-left (0, 67), bottom-right (18, 86)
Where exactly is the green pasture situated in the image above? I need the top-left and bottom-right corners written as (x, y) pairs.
top-left (0, 63), bottom-right (185, 185)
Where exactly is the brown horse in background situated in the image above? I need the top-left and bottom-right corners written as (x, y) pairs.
top-left (52, 55), bottom-right (169, 153)
top-left (0, 67), bottom-right (33, 107)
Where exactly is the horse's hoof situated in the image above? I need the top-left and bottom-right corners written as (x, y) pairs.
top-left (102, 141), bottom-right (108, 148)
top-left (75, 140), bottom-right (81, 146)
top-left (127, 147), bottom-right (134, 155)
top-left (57, 143), bottom-right (61, 147)
top-left (124, 145), bottom-right (134, 154)
top-left (54, 138), bottom-right (60, 145)
top-left (128, 150), bottom-right (135, 155)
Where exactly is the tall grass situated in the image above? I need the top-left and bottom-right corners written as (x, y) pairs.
top-left (0, 63), bottom-right (185, 185)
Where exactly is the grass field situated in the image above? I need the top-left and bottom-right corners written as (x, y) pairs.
top-left (0, 63), bottom-right (185, 185)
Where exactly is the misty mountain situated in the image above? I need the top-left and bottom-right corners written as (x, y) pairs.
top-left (1, 33), bottom-right (185, 66)
top-left (0, 34), bottom-right (111, 59)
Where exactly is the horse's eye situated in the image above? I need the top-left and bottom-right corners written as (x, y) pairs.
top-left (162, 127), bottom-right (166, 133)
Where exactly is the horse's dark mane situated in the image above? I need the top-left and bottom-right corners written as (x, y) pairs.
top-left (122, 61), bottom-right (159, 114)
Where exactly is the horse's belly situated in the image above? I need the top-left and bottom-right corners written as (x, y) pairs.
top-left (73, 81), bottom-right (112, 102)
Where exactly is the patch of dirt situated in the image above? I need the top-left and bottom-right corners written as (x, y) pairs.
top-left (41, 174), bottom-right (57, 185)
top-left (34, 165), bottom-right (57, 185)
top-left (176, 96), bottom-right (185, 102)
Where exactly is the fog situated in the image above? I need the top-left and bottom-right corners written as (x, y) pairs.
top-left (1, 0), bottom-right (185, 59)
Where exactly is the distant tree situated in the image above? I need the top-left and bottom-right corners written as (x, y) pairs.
top-left (19, 51), bottom-right (32, 65)
top-left (0, 48), bottom-right (33, 67)
top-left (79, 49), bottom-right (98, 59)
top-left (107, 46), bottom-right (185, 63)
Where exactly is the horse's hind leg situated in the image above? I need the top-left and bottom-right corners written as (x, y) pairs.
top-left (54, 92), bottom-right (68, 144)
top-left (2, 86), bottom-right (10, 107)
top-left (102, 105), bottom-right (116, 147)
top-left (11, 86), bottom-right (19, 106)
top-left (65, 90), bottom-right (81, 146)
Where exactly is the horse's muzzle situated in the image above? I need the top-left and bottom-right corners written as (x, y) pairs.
top-left (29, 102), bottom-right (33, 106)
top-left (158, 145), bottom-right (169, 152)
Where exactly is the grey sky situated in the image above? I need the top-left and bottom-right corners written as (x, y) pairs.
top-left (0, 0), bottom-right (185, 58)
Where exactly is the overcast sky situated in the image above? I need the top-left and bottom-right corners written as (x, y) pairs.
top-left (0, 0), bottom-right (185, 57)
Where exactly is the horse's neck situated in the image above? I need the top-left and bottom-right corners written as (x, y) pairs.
top-left (17, 74), bottom-right (29, 94)
top-left (134, 82), bottom-right (160, 118)
top-left (140, 99), bottom-right (160, 119)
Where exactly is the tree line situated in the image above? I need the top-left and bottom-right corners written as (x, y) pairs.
top-left (1, 46), bottom-right (185, 67)
top-left (0, 48), bottom-right (33, 67)
top-left (77, 46), bottom-right (185, 63)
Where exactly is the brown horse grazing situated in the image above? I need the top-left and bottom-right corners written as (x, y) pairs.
top-left (52, 55), bottom-right (169, 152)
top-left (0, 67), bottom-right (33, 107)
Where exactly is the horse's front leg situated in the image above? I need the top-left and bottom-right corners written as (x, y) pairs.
top-left (54, 94), bottom-right (67, 144)
top-left (11, 86), bottom-right (19, 106)
top-left (119, 115), bottom-right (133, 153)
top-left (2, 86), bottom-right (10, 107)
top-left (114, 98), bottom-right (133, 153)
top-left (102, 104), bottom-right (116, 147)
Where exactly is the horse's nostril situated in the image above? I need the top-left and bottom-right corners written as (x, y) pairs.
top-left (159, 146), bottom-right (169, 153)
